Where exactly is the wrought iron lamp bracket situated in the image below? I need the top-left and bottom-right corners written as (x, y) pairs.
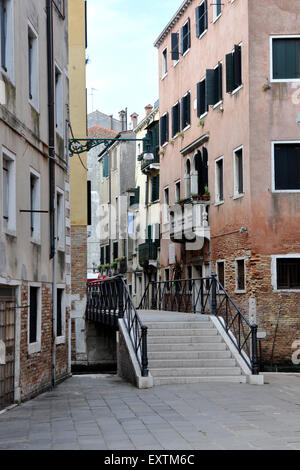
top-left (69, 137), bottom-right (151, 157)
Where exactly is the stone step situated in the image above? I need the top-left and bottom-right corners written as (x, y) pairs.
top-left (148, 335), bottom-right (222, 344)
top-left (150, 367), bottom-right (242, 377)
top-left (147, 328), bottom-right (218, 337)
top-left (148, 342), bottom-right (227, 352)
top-left (153, 376), bottom-right (247, 385)
top-left (148, 350), bottom-right (232, 360)
top-left (146, 321), bottom-right (214, 330)
top-left (149, 358), bottom-right (236, 368)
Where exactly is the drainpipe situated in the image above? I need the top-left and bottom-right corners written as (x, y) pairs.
top-left (46, 0), bottom-right (56, 388)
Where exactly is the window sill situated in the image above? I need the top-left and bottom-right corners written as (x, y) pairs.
top-left (273, 288), bottom-right (300, 293)
top-left (29, 100), bottom-right (39, 114)
top-left (231, 84), bottom-right (243, 96)
top-left (182, 48), bottom-right (190, 58)
top-left (199, 111), bottom-right (208, 120)
top-left (272, 189), bottom-right (300, 193)
top-left (213, 13), bottom-right (222, 24)
top-left (1, 69), bottom-right (15, 88)
top-left (183, 124), bottom-right (191, 132)
top-left (214, 201), bottom-right (224, 207)
top-left (198, 29), bottom-right (207, 40)
top-left (271, 78), bottom-right (300, 83)
top-left (4, 229), bottom-right (17, 238)
top-left (162, 141), bottom-right (168, 148)
top-left (233, 193), bottom-right (244, 200)
top-left (161, 72), bottom-right (168, 81)
top-left (57, 245), bottom-right (65, 253)
top-left (213, 100), bottom-right (223, 110)
top-left (56, 336), bottom-right (65, 345)
top-left (173, 60), bottom-right (179, 68)
top-left (31, 237), bottom-right (41, 246)
top-left (28, 342), bottom-right (41, 355)
top-left (234, 289), bottom-right (247, 294)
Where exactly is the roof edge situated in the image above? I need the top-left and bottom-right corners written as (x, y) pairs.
top-left (154, 0), bottom-right (193, 48)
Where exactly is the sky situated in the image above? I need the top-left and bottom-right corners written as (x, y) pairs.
top-left (86, 0), bottom-right (183, 123)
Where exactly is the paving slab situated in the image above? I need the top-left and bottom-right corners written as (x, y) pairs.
top-left (0, 373), bottom-right (299, 450)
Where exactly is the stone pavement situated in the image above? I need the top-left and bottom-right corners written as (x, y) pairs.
top-left (0, 373), bottom-right (300, 450)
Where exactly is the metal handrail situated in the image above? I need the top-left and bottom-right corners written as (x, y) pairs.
top-left (86, 275), bottom-right (148, 377)
top-left (138, 275), bottom-right (259, 375)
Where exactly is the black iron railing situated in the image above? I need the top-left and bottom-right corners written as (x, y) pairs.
top-left (86, 275), bottom-right (148, 377)
top-left (138, 275), bottom-right (259, 375)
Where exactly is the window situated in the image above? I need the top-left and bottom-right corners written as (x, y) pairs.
top-left (197, 78), bottom-right (208, 117)
top-left (151, 174), bottom-right (160, 202)
top-left (171, 32), bottom-right (179, 62)
top-left (55, 65), bottom-right (63, 135)
top-left (236, 259), bottom-right (246, 291)
top-left (30, 170), bottom-right (40, 241)
top-left (56, 288), bottom-right (64, 338)
top-left (185, 159), bottom-right (191, 198)
top-left (113, 242), bottom-right (118, 260)
top-left (271, 37), bottom-right (300, 81)
top-left (105, 245), bottom-right (110, 264)
top-left (196, 1), bottom-right (207, 38)
top-left (215, 157), bottom-right (224, 203)
top-left (102, 154), bottom-right (109, 178)
top-left (226, 45), bottom-right (242, 93)
top-left (56, 189), bottom-right (64, 250)
top-left (206, 63), bottom-right (223, 106)
top-left (276, 258), bottom-right (300, 290)
top-left (213, 0), bottom-right (222, 21)
top-left (162, 48), bottom-right (167, 76)
top-left (171, 101), bottom-right (180, 137)
top-left (100, 246), bottom-right (105, 265)
top-left (2, 148), bottom-right (15, 233)
top-left (28, 23), bottom-right (38, 109)
top-left (160, 112), bottom-right (169, 146)
top-left (163, 187), bottom-right (169, 223)
top-left (28, 285), bottom-right (41, 354)
top-left (181, 18), bottom-right (191, 55)
top-left (0, 0), bottom-right (13, 79)
top-left (164, 268), bottom-right (170, 282)
top-left (175, 180), bottom-right (181, 203)
top-left (273, 142), bottom-right (300, 191)
top-left (234, 146), bottom-right (244, 197)
top-left (181, 92), bottom-right (191, 130)
top-left (217, 261), bottom-right (225, 287)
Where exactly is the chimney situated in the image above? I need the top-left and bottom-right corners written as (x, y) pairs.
top-left (119, 110), bottom-right (126, 131)
top-left (145, 104), bottom-right (153, 116)
top-left (130, 112), bottom-right (139, 129)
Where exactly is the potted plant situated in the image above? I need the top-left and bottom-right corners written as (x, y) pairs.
top-left (202, 186), bottom-right (210, 201)
top-left (177, 131), bottom-right (184, 138)
top-left (198, 118), bottom-right (205, 127)
top-left (158, 148), bottom-right (165, 156)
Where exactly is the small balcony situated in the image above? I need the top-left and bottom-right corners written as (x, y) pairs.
top-left (138, 242), bottom-right (158, 266)
top-left (170, 199), bottom-right (210, 245)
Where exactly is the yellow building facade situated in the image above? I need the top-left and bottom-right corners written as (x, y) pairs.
top-left (68, 0), bottom-right (88, 363)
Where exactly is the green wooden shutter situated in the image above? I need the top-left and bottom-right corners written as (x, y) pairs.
top-left (206, 69), bottom-right (216, 106)
top-left (151, 175), bottom-right (160, 202)
top-left (217, 62), bottom-right (223, 102)
top-left (171, 33), bottom-right (179, 61)
top-left (234, 45), bottom-right (242, 88)
top-left (102, 155), bottom-right (109, 178)
top-left (147, 225), bottom-right (152, 242)
top-left (187, 18), bottom-right (191, 49)
top-left (105, 245), bottom-right (110, 264)
top-left (226, 53), bottom-right (234, 93)
top-left (180, 26), bottom-right (184, 55)
top-left (186, 92), bottom-right (191, 126)
top-left (196, 7), bottom-right (200, 38)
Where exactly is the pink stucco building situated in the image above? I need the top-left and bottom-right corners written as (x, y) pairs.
top-left (155, 0), bottom-right (300, 367)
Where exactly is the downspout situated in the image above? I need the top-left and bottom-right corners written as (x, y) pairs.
top-left (46, 0), bottom-right (56, 388)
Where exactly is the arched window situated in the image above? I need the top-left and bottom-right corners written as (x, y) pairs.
top-left (185, 159), bottom-right (191, 197)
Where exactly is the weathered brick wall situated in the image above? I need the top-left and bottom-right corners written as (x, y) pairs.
top-left (19, 282), bottom-right (70, 401)
top-left (212, 233), bottom-right (300, 367)
top-left (71, 225), bottom-right (87, 362)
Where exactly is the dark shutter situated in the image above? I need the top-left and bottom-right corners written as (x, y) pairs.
top-left (151, 175), bottom-right (160, 202)
top-left (57, 289), bottom-right (63, 337)
top-left (195, 6), bottom-right (201, 38)
top-left (171, 33), bottom-right (179, 61)
top-left (197, 82), bottom-right (201, 117)
top-left (1, 3), bottom-right (7, 70)
top-left (237, 150), bottom-right (243, 194)
top-left (101, 247), bottom-right (105, 265)
top-left (234, 45), bottom-right (242, 88)
top-left (147, 225), bottom-right (152, 241)
top-left (187, 18), bottom-right (191, 49)
top-left (206, 69), bottom-right (216, 106)
top-left (87, 181), bottom-right (92, 226)
top-left (113, 242), bottom-right (118, 260)
top-left (180, 25), bottom-right (184, 55)
top-left (105, 245), bottom-right (110, 264)
top-left (165, 112), bottom-right (169, 142)
top-left (273, 38), bottom-right (300, 80)
top-left (29, 287), bottom-right (38, 344)
top-left (217, 62), bottom-right (223, 102)
top-left (226, 53), bottom-right (234, 93)
top-left (186, 92), bottom-right (191, 126)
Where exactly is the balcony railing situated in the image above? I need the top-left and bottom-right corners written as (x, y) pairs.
top-left (141, 152), bottom-right (160, 172)
top-left (138, 242), bottom-right (158, 266)
top-left (170, 200), bottom-right (210, 244)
